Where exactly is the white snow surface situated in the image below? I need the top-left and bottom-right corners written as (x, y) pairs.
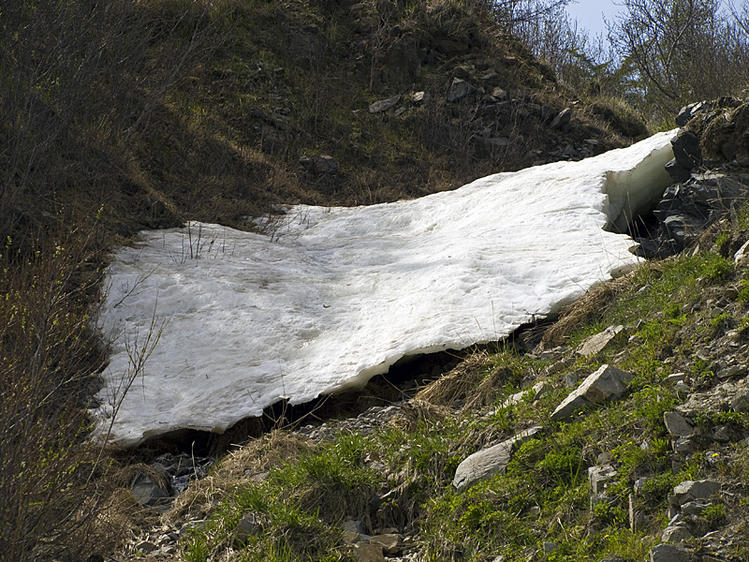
top-left (95, 131), bottom-right (675, 447)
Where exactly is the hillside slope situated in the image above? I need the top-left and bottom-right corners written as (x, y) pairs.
top-left (110, 98), bottom-right (749, 561)
top-left (1, 0), bottom-right (643, 246)
top-left (0, 0), bottom-right (651, 559)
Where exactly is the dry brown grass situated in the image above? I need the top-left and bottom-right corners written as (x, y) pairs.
top-left (415, 351), bottom-right (516, 413)
top-left (166, 431), bottom-right (313, 525)
top-left (386, 399), bottom-right (451, 432)
top-left (540, 274), bottom-right (636, 349)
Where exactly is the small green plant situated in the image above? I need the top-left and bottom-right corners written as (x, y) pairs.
top-left (700, 255), bottom-right (734, 284)
top-left (593, 501), bottom-right (628, 527)
top-left (738, 280), bottom-right (749, 303)
top-left (701, 503), bottom-right (727, 528)
top-left (632, 384), bottom-right (676, 431)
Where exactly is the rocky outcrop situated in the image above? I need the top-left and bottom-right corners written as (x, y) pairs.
top-left (634, 96), bottom-right (749, 259)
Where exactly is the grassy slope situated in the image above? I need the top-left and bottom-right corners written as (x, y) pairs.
top-left (169, 205), bottom-right (749, 562)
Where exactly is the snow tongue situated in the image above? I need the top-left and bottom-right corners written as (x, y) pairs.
top-left (93, 131), bottom-right (676, 448)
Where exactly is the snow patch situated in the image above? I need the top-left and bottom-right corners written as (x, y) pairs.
top-left (94, 131), bottom-right (675, 447)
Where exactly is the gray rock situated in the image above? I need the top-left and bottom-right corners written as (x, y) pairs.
top-left (342, 519), bottom-right (364, 544)
top-left (712, 426), bottom-right (731, 442)
top-left (664, 412), bottom-right (695, 438)
top-left (666, 158), bottom-right (693, 183)
top-left (477, 136), bottom-right (510, 148)
top-left (452, 426), bottom-right (542, 491)
top-left (673, 436), bottom-right (699, 455)
top-left (597, 451), bottom-right (614, 465)
top-left (635, 171), bottom-right (749, 259)
top-left (369, 534), bottom-right (400, 555)
top-left (675, 381), bottom-right (690, 396)
top-left (730, 389), bottom-right (749, 412)
top-left (393, 107), bottom-right (406, 118)
top-left (447, 78), bottom-right (475, 102)
top-left (550, 108), bottom-right (572, 129)
top-left (676, 101), bottom-right (706, 126)
top-left (716, 364), bottom-right (742, 379)
top-left (369, 95), bottom-right (400, 113)
top-left (661, 523), bottom-right (692, 543)
top-left (576, 325), bottom-right (624, 356)
top-left (543, 541), bottom-right (559, 553)
top-left (680, 500), bottom-right (710, 516)
top-left (550, 365), bottom-right (634, 422)
top-left (649, 543), bottom-right (690, 562)
top-left (589, 464), bottom-right (617, 496)
top-left (130, 472), bottom-right (170, 506)
top-left (135, 541), bottom-right (158, 554)
top-left (491, 87), bottom-right (508, 100)
top-left (353, 542), bottom-right (385, 562)
top-left (669, 480), bottom-right (721, 507)
top-left (235, 512), bottom-right (264, 544)
top-left (299, 154), bottom-right (339, 175)
top-left (671, 130), bottom-right (702, 171)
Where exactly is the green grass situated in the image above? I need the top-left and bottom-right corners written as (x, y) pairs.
top-left (179, 239), bottom-right (749, 560)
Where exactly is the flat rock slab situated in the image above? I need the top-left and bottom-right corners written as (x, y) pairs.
top-left (663, 411), bottom-right (694, 438)
top-left (576, 325), bottom-right (624, 356)
top-left (368, 95), bottom-right (400, 113)
top-left (650, 543), bottom-right (690, 562)
top-left (669, 479), bottom-right (721, 507)
top-left (550, 364), bottom-right (635, 422)
top-left (453, 426), bottom-right (542, 491)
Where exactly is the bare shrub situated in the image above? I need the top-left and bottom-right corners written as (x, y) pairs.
top-left (0, 220), bottom-right (108, 559)
top-left (609, 0), bottom-right (749, 119)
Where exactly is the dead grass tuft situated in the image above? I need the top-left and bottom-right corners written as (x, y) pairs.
top-left (415, 351), bottom-right (492, 408)
top-left (415, 351), bottom-right (517, 413)
top-left (387, 398), bottom-right (451, 431)
top-left (540, 274), bottom-right (635, 348)
top-left (113, 463), bottom-right (172, 492)
top-left (167, 431), bottom-right (312, 524)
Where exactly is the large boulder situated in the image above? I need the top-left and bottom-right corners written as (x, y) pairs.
top-left (550, 364), bottom-right (634, 422)
top-left (452, 426), bottom-right (542, 491)
top-left (447, 78), bottom-right (476, 102)
top-left (369, 95), bottom-right (401, 113)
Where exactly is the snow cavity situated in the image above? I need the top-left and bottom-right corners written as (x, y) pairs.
top-left (94, 131), bottom-right (675, 447)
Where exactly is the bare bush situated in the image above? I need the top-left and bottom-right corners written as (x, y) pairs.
top-left (0, 221), bottom-right (108, 559)
top-left (609, 0), bottom-right (749, 118)
top-left (0, 1), bottom-right (217, 558)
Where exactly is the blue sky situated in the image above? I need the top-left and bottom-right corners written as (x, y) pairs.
top-left (566, 0), bottom-right (625, 38)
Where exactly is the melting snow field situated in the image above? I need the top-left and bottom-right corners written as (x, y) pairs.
top-left (95, 131), bottom-right (675, 447)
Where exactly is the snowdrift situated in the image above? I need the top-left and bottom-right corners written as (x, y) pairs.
top-left (94, 131), bottom-right (675, 447)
